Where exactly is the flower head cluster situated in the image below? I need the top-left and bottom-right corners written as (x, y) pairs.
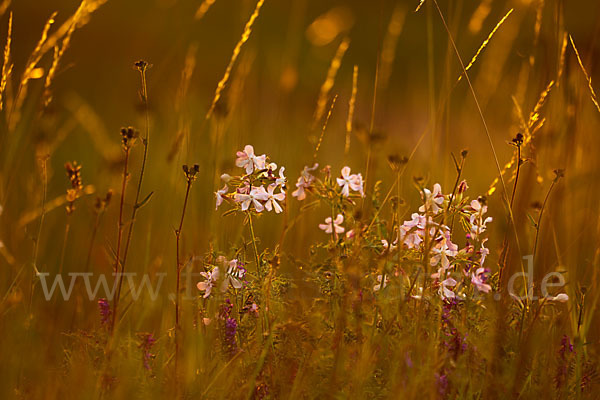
top-left (215, 145), bottom-right (287, 214)
top-left (136, 332), bottom-right (157, 372)
top-left (292, 163), bottom-right (318, 200)
top-left (197, 256), bottom-right (247, 298)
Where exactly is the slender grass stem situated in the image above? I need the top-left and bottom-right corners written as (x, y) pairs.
top-left (111, 148), bottom-right (130, 333)
top-left (175, 175), bottom-right (194, 370)
top-left (112, 62), bottom-right (151, 332)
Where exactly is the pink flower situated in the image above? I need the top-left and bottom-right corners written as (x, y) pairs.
top-left (292, 163), bottom-right (318, 200)
top-left (319, 214), bottom-right (345, 234)
top-left (336, 166), bottom-right (364, 197)
top-left (215, 184), bottom-right (228, 210)
top-left (264, 184), bottom-right (285, 213)
top-left (471, 267), bottom-right (491, 293)
top-left (234, 186), bottom-right (269, 212)
top-left (399, 213), bottom-right (427, 249)
top-left (235, 145), bottom-right (266, 174)
top-left (419, 183), bottom-right (444, 214)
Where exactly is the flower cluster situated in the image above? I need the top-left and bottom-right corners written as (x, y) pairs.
top-left (291, 165), bottom-right (365, 201)
top-left (197, 256), bottom-right (247, 298)
top-left (378, 182), bottom-right (494, 300)
top-left (215, 145), bottom-right (287, 214)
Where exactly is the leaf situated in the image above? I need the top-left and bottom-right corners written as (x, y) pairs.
top-left (135, 191), bottom-right (154, 209)
top-left (526, 213), bottom-right (538, 229)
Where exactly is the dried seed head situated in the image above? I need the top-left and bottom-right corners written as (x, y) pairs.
top-left (120, 126), bottom-right (139, 150)
top-left (511, 132), bottom-right (524, 146)
top-left (387, 154), bottom-right (408, 172)
top-left (182, 164), bottom-right (200, 181)
top-left (65, 161), bottom-right (83, 191)
top-left (134, 60), bottom-right (149, 73)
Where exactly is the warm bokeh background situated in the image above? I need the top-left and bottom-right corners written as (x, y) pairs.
top-left (1, 0), bottom-right (599, 398)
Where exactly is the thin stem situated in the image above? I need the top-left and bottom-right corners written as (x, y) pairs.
top-left (85, 212), bottom-right (102, 272)
top-left (175, 178), bottom-right (193, 367)
top-left (248, 212), bottom-right (261, 281)
top-left (532, 178), bottom-right (557, 264)
top-left (29, 156), bottom-right (48, 311)
top-left (111, 149), bottom-right (130, 333)
top-left (58, 217), bottom-right (71, 274)
top-left (113, 65), bottom-right (151, 331)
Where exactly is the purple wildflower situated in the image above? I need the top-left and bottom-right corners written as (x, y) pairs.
top-left (98, 298), bottom-right (111, 326)
top-left (137, 332), bottom-right (157, 372)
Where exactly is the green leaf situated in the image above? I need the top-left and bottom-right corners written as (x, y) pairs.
top-left (135, 191), bottom-right (154, 209)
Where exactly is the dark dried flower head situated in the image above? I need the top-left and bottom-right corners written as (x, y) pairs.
top-left (182, 164), bottom-right (200, 181)
top-left (120, 126), bottom-right (139, 150)
top-left (387, 154), bottom-right (408, 172)
top-left (553, 169), bottom-right (565, 179)
top-left (98, 298), bottom-right (111, 326)
top-left (95, 190), bottom-right (113, 213)
top-left (134, 60), bottom-right (149, 72)
top-left (511, 132), bottom-right (524, 146)
top-left (65, 161), bottom-right (83, 191)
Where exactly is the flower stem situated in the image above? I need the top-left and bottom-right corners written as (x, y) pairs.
top-left (175, 177), bottom-right (193, 369)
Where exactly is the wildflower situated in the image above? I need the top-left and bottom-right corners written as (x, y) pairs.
top-left (197, 267), bottom-right (220, 298)
top-left (373, 274), bottom-right (389, 291)
top-left (319, 214), bottom-right (345, 234)
top-left (215, 185), bottom-right (228, 210)
top-left (439, 277), bottom-right (457, 299)
top-left (430, 230), bottom-right (458, 271)
top-left (223, 258), bottom-right (246, 289)
top-left (471, 267), bottom-right (492, 293)
top-left (549, 293), bottom-right (569, 302)
top-left (469, 198), bottom-right (493, 239)
top-left (234, 186), bottom-right (269, 212)
top-left (98, 298), bottom-right (111, 326)
top-left (479, 239), bottom-right (490, 266)
top-left (275, 167), bottom-right (286, 188)
top-left (235, 144), bottom-right (266, 174)
top-left (399, 213), bottom-right (427, 249)
top-left (264, 184), bottom-right (285, 213)
top-left (292, 163), bottom-right (318, 200)
top-left (419, 183), bottom-right (444, 214)
top-left (336, 166), bottom-right (364, 197)
top-left (137, 332), bottom-right (156, 371)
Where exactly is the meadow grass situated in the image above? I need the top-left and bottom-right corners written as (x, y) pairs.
top-left (0, 0), bottom-right (599, 399)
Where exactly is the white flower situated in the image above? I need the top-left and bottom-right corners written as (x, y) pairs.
top-left (234, 186), bottom-right (269, 212)
top-left (197, 267), bottom-right (220, 298)
top-left (235, 145), bottom-right (267, 174)
top-left (319, 214), bottom-right (345, 234)
top-left (275, 167), bottom-right (286, 188)
top-left (439, 277), bottom-right (457, 299)
top-left (336, 166), bottom-right (364, 197)
top-left (549, 293), bottom-right (569, 302)
top-left (224, 258), bottom-right (245, 290)
top-left (264, 184), bottom-right (285, 213)
top-left (471, 267), bottom-right (491, 293)
top-left (215, 185), bottom-right (228, 210)
top-left (469, 199), bottom-right (493, 239)
top-left (419, 183), bottom-right (444, 214)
